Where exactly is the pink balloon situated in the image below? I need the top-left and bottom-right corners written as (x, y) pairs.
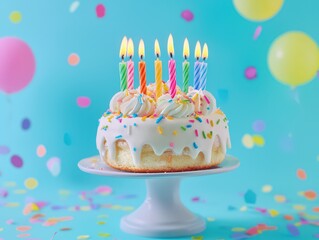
top-left (0, 37), bottom-right (36, 94)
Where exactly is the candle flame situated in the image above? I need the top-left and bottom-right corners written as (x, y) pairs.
top-left (138, 39), bottom-right (145, 59)
top-left (195, 41), bottom-right (201, 60)
top-left (183, 38), bottom-right (189, 59)
top-left (127, 38), bottom-right (134, 58)
top-left (119, 36), bottom-right (127, 59)
top-left (167, 34), bottom-right (174, 57)
top-left (154, 39), bottom-right (161, 58)
top-left (202, 43), bottom-right (208, 60)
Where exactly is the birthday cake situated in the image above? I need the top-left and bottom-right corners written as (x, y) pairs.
top-left (96, 35), bottom-right (231, 172)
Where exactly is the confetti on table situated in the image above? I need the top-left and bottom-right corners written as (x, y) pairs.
top-left (244, 189), bottom-right (256, 204)
top-left (21, 118), bottom-right (31, 130)
top-left (70, 1), bottom-right (80, 13)
top-left (287, 224), bottom-right (300, 236)
top-left (11, 155), bottom-right (23, 168)
top-left (36, 145), bottom-right (46, 157)
top-left (252, 120), bottom-right (265, 132)
top-left (253, 26), bottom-right (262, 40)
top-left (24, 178), bottom-right (38, 190)
top-left (242, 134), bottom-right (254, 148)
top-left (68, 53), bottom-right (80, 66)
top-left (296, 169), bottom-right (307, 180)
top-left (77, 96), bottom-right (91, 108)
top-left (245, 66), bottom-right (257, 80)
top-left (181, 10), bottom-right (194, 22)
top-left (96, 4), bottom-right (106, 18)
top-left (10, 11), bottom-right (22, 24)
top-left (0, 145), bottom-right (10, 155)
top-left (47, 157), bottom-right (61, 176)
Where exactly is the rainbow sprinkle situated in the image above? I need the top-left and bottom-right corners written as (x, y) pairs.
top-left (195, 117), bottom-right (202, 122)
top-left (204, 95), bottom-right (210, 104)
top-left (133, 123), bottom-right (137, 127)
top-left (216, 119), bottom-right (220, 125)
top-left (123, 125), bottom-right (127, 128)
top-left (193, 142), bottom-right (198, 149)
top-left (186, 124), bottom-right (192, 128)
top-left (172, 130), bottom-right (178, 135)
top-left (156, 115), bottom-right (164, 124)
top-left (210, 120), bottom-right (214, 127)
top-left (141, 116), bottom-right (147, 121)
top-left (195, 129), bottom-right (198, 137)
top-left (202, 131), bottom-right (206, 139)
top-left (132, 113), bottom-right (138, 118)
top-left (180, 126), bottom-right (186, 131)
top-left (133, 147), bottom-right (136, 152)
top-left (207, 132), bottom-right (212, 139)
top-left (169, 142), bottom-right (174, 147)
top-left (166, 116), bottom-right (174, 120)
top-left (116, 113), bottom-right (123, 119)
top-left (115, 135), bottom-right (122, 139)
top-left (189, 119), bottom-right (195, 123)
top-left (157, 126), bottom-right (163, 135)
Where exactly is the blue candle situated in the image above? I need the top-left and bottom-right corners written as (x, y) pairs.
top-left (199, 43), bottom-right (208, 90)
top-left (194, 41), bottom-right (201, 90)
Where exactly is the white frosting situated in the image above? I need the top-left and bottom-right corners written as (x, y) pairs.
top-left (156, 94), bottom-right (194, 118)
top-left (96, 110), bottom-right (231, 166)
top-left (187, 87), bottom-right (216, 115)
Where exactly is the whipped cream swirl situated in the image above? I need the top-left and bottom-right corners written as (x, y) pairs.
top-left (110, 90), bottom-right (155, 117)
top-left (156, 94), bottom-right (194, 118)
top-left (187, 88), bottom-right (216, 115)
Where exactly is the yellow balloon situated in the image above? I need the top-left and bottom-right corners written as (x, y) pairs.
top-left (268, 32), bottom-right (319, 87)
top-left (233, 0), bottom-right (284, 21)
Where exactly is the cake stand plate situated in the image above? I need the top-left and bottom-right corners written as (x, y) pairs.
top-left (78, 155), bottom-right (239, 238)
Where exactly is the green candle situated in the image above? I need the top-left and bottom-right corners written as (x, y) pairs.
top-left (182, 38), bottom-right (190, 93)
top-left (119, 61), bottom-right (127, 91)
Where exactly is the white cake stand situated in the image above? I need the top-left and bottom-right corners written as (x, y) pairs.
top-left (78, 155), bottom-right (239, 238)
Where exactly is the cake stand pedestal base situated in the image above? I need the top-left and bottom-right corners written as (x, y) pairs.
top-left (121, 178), bottom-right (205, 237)
top-left (78, 155), bottom-right (239, 238)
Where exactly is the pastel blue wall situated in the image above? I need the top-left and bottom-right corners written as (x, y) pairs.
top-left (0, 1), bottom-right (318, 239)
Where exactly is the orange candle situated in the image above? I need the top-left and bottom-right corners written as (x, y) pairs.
top-left (138, 39), bottom-right (147, 94)
top-left (154, 39), bottom-right (162, 99)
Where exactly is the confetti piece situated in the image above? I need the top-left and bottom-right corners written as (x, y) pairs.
top-left (193, 142), bottom-right (198, 149)
top-left (68, 53), bottom-right (80, 66)
top-left (262, 185), bottom-right (272, 193)
top-left (274, 195), bottom-right (286, 203)
top-left (245, 66), bottom-right (257, 80)
top-left (242, 134), bottom-right (254, 148)
top-left (0, 189), bottom-right (8, 198)
top-left (304, 190), bottom-right (317, 200)
top-left (207, 217), bottom-right (215, 222)
top-left (64, 133), bottom-right (72, 145)
top-left (70, 1), bottom-right (80, 13)
top-left (16, 226), bottom-right (31, 232)
top-left (191, 236), bottom-right (203, 240)
top-left (77, 235), bottom-right (90, 239)
top-left (232, 227), bottom-right (246, 232)
top-left (36, 145), bottom-right (46, 157)
top-left (284, 215), bottom-right (294, 221)
top-left (240, 206), bottom-right (248, 211)
top-left (156, 115), bottom-right (164, 124)
top-left (0, 145), bottom-right (10, 155)
top-left (252, 120), bottom-right (265, 132)
top-left (96, 4), bottom-right (106, 18)
top-left (244, 190), bottom-right (256, 204)
top-left (17, 233), bottom-right (30, 238)
top-left (47, 157), bottom-right (61, 176)
top-left (268, 209), bottom-right (279, 217)
top-left (9, 11), bottom-right (22, 23)
top-left (181, 10), bottom-right (194, 22)
top-left (169, 142), bottom-right (174, 147)
top-left (157, 126), bottom-right (163, 134)
top-left (22, 118), bottom-right (31, 130)
top-left (313, 207), bottom-right (319, 212)
top-left (296, 169), bottom-right (307, 180)
top-left (24, 178), bottom-right (38, 190)
top-left (253, 26), bottom-right (262, 40)
top-left (98, 233), bottom-right (111, 238)
top-left (252, 135), bottom-right (265, 146)
top-left (293, 204), bottom-right (305, 211)
top-left (95, 186), bottom-right (112, 195)
top-left (287, 224), bottom-right (300, 236)
top-left (11, 155), bottom-right (23, 168)
top-left (77, 96), bottom-right (91, 108)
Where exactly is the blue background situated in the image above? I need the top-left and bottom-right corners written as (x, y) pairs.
top-left (1, 0), bottom-right (319, 239)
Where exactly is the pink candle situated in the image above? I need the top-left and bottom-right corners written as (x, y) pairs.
top-left (169, 59), bottom-right (176, 98)
top-left (127, 59), bottom-right (134, 90)
top-left (127, 38), bottom-right (134, 90)
top-left (167, 34), bottom-right (176, 98)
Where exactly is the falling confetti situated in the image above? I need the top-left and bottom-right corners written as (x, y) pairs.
top-left (181, 10), bottom-right (194, 22)
top-left (16, 226), bottom-right (31, 232)
top-left (70, 1), bottom-right (80, 13)
top-left (77, 235), bottom-right (90, 239)
top-left (262, 185), bottom-right (273, 193)
top-left (9, 11), bottom-right (22, 23)
top-left (303, 190), bottom-right (317, 200)
top-left (242, 134), bottom-right (254, 148)
top-left (274, 195), bottom-right (286, 203)
top-left (24, 178), bottom-right (38, 190)
top-left (68, 53), bottom-right (80, 66)
top-left (96, 4), bottom-right (106, 18)
top-left (0, 145), bottom-right (10, 155)
top-left (296, 169), bottom-right (307, 180)
top-left (287, 224), bottom-right (300, 236)
top-left (36, 145), bottom-right (46, 157)
top-left (47, 157), bottom-right (61, 177)
top-left (252, 120), bottom-right (265, 132)
top-left (244, 189), bottom-right (256, 204)
top-left (245, 66), bottom-right (257, 80)
top-left (10, 155), bottom-right (23, 168)
top-left (21, 118), bottom-right (31, 130)
top-left (77, 96), bottom-right (91, 108)
top-left (252, 135), bottom-right (265, 146)
top-left (95, 186), bottom-right (112, 195)
top-left (64, 133), bottom-right (72, 145)
top-left (253, 26), bottom-right (262, 40)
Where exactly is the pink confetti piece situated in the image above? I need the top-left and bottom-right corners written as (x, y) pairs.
top-left (203, 95), bottom-right (210, 104)
top-left (77, 96), bottom-right (91, 108)
top-left (253, 26), bottom-right (262, 40)
top-left (287, 224), bottom-right (300, 236)
top-left (245, 66), bottom-right (257, 80)
top-left (181, 10), bottom-right (194, 22)
top-left (10, 155), bottom-right (23, 168)
top-left (0, 189), bottom-right (8, 198)
top-left (169, 142), bottom-right (174, 147)
top-left (16, 226), bottom-right (31, 232)
top-left (95, 186), bottom-right (112, 195)
top-left (96, 4), bottom-right (106, 18)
